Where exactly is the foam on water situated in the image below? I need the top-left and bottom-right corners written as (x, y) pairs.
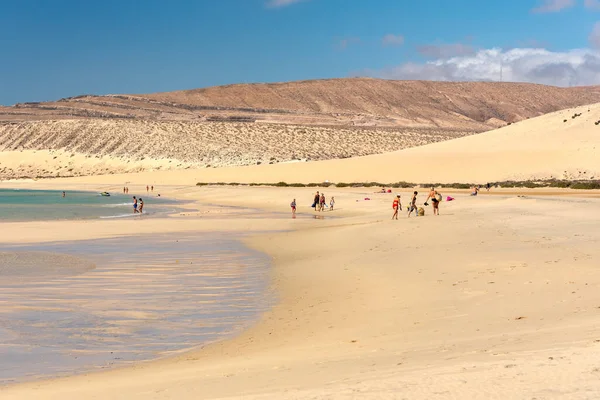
top-left (0, 233), bottom-right (273, 384)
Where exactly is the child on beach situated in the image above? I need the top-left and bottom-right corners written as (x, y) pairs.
top-left (392, 195), bottom-right (401, 220)
top-left (407, 191), bottom-right (419, 217)
top-left (290, 199), bottom-right (296, 216)
top-left (330, 197), bottom-right (335, 211)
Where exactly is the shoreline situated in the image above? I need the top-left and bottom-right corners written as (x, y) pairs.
top-left (2, 183), bottom-right (600, 398)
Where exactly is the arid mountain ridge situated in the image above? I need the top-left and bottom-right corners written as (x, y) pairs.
top-left (3, 78), bottom-right (600, 129)
top-left (1, 78), bottom-right (600, 180)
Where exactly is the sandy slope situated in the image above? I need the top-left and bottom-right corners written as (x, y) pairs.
top-left (18, 101), bottom-right (597, 187)
top-left (0, 184), bottom-right (599, 400)
top-left (0, 120), bottom-right (472, 179)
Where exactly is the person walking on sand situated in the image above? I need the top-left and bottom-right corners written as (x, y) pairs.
top-left (431, 190), bottom-right (441, 216)
top-left (290, 198), bottom-right (296, 216)
top-left (408, 191), bottom-right (419, 217)
top-left (312, 191), bottom-right (320, 211)
top-left (425, 187), bottom-right (436, 206)
top-left (330, 196), bottom-right (335, 211)
top-left (151, 185), bottom-right (154, 192)
top-left (319, 193), bottom-right (326, 212)
top-left (139, 198), bottom-right (144, 213)
top-left (146, 185), bottom-right (149, 193)
top-left (392, 195), bottom-right (401, 220)
top-left (133, 196), bottom-right (138, 213)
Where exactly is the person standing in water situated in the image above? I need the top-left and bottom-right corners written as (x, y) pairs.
top-left (151, 185), bottom-right (154, 192)
top-left (133, 196), bottom-right (138, 213)
top-left (146, 185), bottom-right (149, 193)
top-left (139, 198), bottom-right (144, 213)
top-left (62, 191), bottom-right (66, 198)
top-left (290, 198), bottom-right (296, 216)
top-left (392, 195), bottom-right (401, 220)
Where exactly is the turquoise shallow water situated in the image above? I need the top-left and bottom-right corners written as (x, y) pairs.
top-left (0, 189), bottom-right (180, 221)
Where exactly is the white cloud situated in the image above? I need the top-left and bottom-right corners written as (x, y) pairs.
top-left (531, 0), bottom-right (576, 13)
top-left (382, 34), bottom-right (405, 47)
top-left (367, 47), bottom-right (600, 87)
top-left (266, 0), bottom-right (308, 8)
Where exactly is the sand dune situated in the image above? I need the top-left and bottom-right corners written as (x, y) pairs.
top-left (31, 102), bottom-right (596, 187)
top-left (0, 120), bottom-right (471, 180)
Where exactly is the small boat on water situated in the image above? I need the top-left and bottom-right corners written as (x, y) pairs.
top-left (100, 192), bottom-right (111, 197)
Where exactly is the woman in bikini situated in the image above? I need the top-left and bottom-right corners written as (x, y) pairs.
top-left (392, 195), bottom-right (401, 220)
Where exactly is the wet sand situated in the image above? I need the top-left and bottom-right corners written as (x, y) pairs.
top-left (0, 233), bottom-right (271, 384)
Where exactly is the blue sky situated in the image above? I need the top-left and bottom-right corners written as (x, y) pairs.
top-left (1, 0), bottom-right (600, 105)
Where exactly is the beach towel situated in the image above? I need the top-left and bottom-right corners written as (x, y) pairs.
top-left (446, 196), bottom-right (455, 202)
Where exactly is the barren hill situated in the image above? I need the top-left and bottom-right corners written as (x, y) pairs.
top-left (3, 79), bottom-right (600, 129)
top-left (1, 79), bottom-right (600, 180)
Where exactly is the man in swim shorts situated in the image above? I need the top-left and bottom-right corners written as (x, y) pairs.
top-left (425, 187), bottom-right (435, 205)
top-left (133, 196), bottom-right (138, 213)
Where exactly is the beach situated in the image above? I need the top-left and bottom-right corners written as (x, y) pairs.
top-left (1, 100), bottom-right (600, 398)
top-left (0, 180), bottom-right (599, 399)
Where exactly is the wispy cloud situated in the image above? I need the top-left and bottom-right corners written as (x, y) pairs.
top-left (335, 37), bottom-right (361, 51)
top-left (585, 0), bottom-right (600, 9)
top-left (531, 0), bottom-right (576, 13)
top-left (589, 22), bottom-right (600, 47)
top-left (382, 34), bottom-right (405, 47)
top-left (266, 0), bottom-right (308, 8)
top-left (416, 42), bottom-right (476, 59)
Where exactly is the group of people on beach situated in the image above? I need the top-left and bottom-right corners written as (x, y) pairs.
top-left (311, 191), bottom-right (335, 212)
top-left (392, 187), bottom-right (442, 220)
top-left (289, 191), bottom-right (336, 216)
